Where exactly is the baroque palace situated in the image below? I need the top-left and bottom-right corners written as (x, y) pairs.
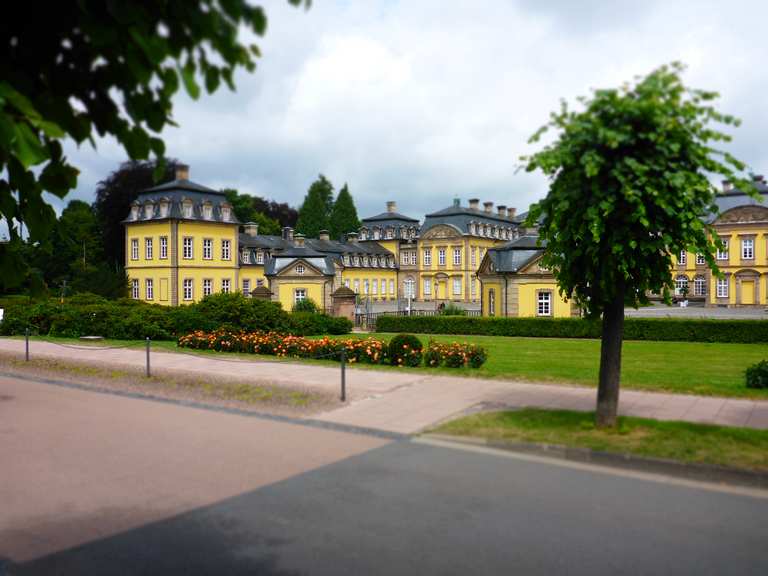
top-left (124, 166), bottom-right (768, 316)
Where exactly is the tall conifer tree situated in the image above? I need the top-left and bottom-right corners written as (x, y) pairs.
top-left (329, 183), bottom-right (361, 239)
top-left (296, 175), bottom-right (334, 237)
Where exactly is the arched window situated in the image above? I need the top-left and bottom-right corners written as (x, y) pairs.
top-left (675, 275), bottom-right (689, 296)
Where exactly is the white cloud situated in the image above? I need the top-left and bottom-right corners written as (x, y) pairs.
top-left (51, 0), bottom-right (768, 222)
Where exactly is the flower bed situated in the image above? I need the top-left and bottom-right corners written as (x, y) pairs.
top-left (178, 330), bottom-right (487, 369)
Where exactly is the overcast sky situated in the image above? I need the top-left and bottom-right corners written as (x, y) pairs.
top-left (58, 0), bottom-right (768, 221)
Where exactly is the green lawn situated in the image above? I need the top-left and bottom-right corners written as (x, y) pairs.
top-left (433, 408), bottom-right (768, 472)
top-left (12, 332), bottom-right (768, 399)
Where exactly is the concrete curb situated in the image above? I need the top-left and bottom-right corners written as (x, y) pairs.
top-left (423, 433), bottom-right (768, 489)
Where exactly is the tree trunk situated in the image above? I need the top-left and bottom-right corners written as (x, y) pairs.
top-left (596, 286), bottom-right (625, 427)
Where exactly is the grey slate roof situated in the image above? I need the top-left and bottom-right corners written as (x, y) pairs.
top-left (123, 178), bottom-right (238, 224)
top-left (421, 206), bottom-right (520, 235)
top-left (239, 234), bottom-right (392, 256)
top-left (712, 180), bottom-right (768, 219)
top-left (362, 211), bottom-right (419, 224)
top-left (486, 235), bottom-right (546, 273)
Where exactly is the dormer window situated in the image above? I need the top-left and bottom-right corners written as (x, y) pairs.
top-left (359, 229), bottom-right (367, 241)
top-left (373, 228), bottom-right (381, 240)
top-left (182, 200), bottom-right (193, 219)
top-left (241, 251), bottom-right (250, 264)
top-left (221, 205), bottom-right (231, 221)
top-left (343, 255), bottom-right (350, 265)
top-left (159, 200), bottom-right (170, 218)
top-left (144, 202), bottom-right (154, 219)
top-left (202, 203), bottom-right (213, 220)
top-left (130, 205), bottom-right (139, 220)
top-left (386, 228), bottom-right (394, 239)
top-left (256, 251), bottom-right (264, 265)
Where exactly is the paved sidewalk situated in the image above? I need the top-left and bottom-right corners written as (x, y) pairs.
top-left (2, 337), bottom-right (767, 434)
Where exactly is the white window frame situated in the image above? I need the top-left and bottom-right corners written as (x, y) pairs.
top-left (694, 276), bottom-right (706, 296)
top-left (131, 238), bottom-right (139, 261)
top-left (438, 248), bottom-right (446, 266)
top-left (716, 239), bottom-right (729, 261)
top-left (202, 238), bottom-right (213, 260)
top-left (471, 247), bottom-right (477, 267)
top-left (453, 248), bottom-right (461, 266)
top-left (183, 237), bottom-right (193, 260)
top-left (716, 277), bottom-right (728, 298)
top-left (537, 291), bottom-right (552, 316)
top-left (131, 279), bottom-right (139, 299)
top-left (675, 275), bottom-right (689, 296)
top-left (183, 279), bottom-right (194, 301)
top-left (410, 251), bottom-right (416, 266)
top-left (296, 264), bottom-right (305, 275)
top-left (372, 280), bottom-right (378, 295)
top-left (453, 278), bottom-right (461, 295)
top-left (256, 251), bottom-right (264, 265)
top-left (221, 239), bottom-right (231, 261)
top-left (353, 279), bottom-right (360, 293)
top-left (221, 278), bottom-right (231, 294)
top-left (424, 249), bottom-right (432, 266)
top-left (203, 279), bottom-right (212, 297)
top-left (243, 279), bottom-right (251, 296)
top-left (695, 253), bottom-right (705, 265)
top-left (159, 236), bottom-right (168, 260)
top-left (364, 279), bottom-right (370, 294)
top-left (294, 288), bottom-right (306, 304)
top-left (678, 251), bottom-right (687, 266)
top-left (145, 238), bottom-right (153, 260)
top-left (145, 278), bottom-right (154, 300)
top-left (386, 228), bottom-right (394, 239)
top-left (423, 278), bottom-right (432, 296)
top-left (742, 238), bottom-right (754, 260)
top-left (389, 279), bottom-right (395, 295)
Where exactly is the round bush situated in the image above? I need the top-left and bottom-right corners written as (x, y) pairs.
top-left (746, 360), bottom-right (768, 389)
top-left (293, 298), bottom-right (319, 313)
top-left (388, 333), bottom-right (423, 367)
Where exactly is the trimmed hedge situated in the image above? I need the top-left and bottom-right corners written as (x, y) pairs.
top-left (375, 315), bottom-right (768, 344)
top-left (0, 292), bottom-right (352, 340)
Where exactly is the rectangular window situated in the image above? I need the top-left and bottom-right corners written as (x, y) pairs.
top-left (424, 249), bottom-right (432, 266)
top-left (716, 277), bottom-right (728, 298)
top-left (410, 251), bottom-right (416, 265)
top-left (372, 279), bottom-right (378, 295)
top-left (438, 248), bottom-right (446, 266)
top-left (183, 279), bottom-right (193, 301)
top-left (695, 253), bottom-right (705, 265)
top-left (344, 279), bottom-right (350, 288)
top-left (243, 279), bottom-right (250, 296)
top-left (203, 279), bottom-right (212, 297)
top-left (716, 239), bottom-right (729, 261)
top-left (537, 291), bottom-right (552, 316)
top-left (453, 278), bottom-right (461, 295)
top-left (353, 279), bottom-right (360, 293)
top-left (424, 278), bottom-right (432, 296)
top-left (145, 238), bottom-right (153, 260)
top-left (453, 248), bottom-right (461, 266)
top-left (694, 276), bottom-right (706, 296)
top-left (256, 251), bottom-right (264, 264)
top-left (159, 236), bottom-right (168, 259)
top-left (401, 252), bottom-right (409, 265)
top-left (222, 239), bottom-right (231, 260)
top-left (471, 278), bottom-right (477, 297)
top-left (678, 251), bottom-right (687, 266)
top-left (222, 278), bottom-right (231, 294)
top-left (471, 247), bottom-right (477, 267)
top-left (183, 237), bottom-right (193, 259)
top-left (256, 279), bottom-right (264, 287)
top-left (202, 238), bottom-right (213, 260)
top-left (389, 279), bottom-right (395, 295)
top-left (364, 279), bottom-right (370, 294)
top-left (145, 278), bottom-right (154, 300)
top-left (131, 279), bottom-right (139, 299)
top-left (131, 238), bottom-right (139, 261)
top-left (294, 288), bottom-right (306, 304)
top-left (742, 238), bottom-right (754, 260)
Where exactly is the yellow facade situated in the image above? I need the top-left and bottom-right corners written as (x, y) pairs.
top-left (517, 282), bottom-right (571, 317)
top-left (340, 268), bottom-right (398, 300)
top-left (272, 279), bottom-right (327, 312)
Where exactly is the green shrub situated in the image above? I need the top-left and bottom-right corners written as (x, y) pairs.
top-left (293, 298), bottom-right (319, 313)
top-left (193, 292), bottom-right (289, 333)
top-left (376, 315), bottom-right (768, 344)
top-left (424, 340), bottom-right (488, 368)
top-left (388, 333), bottom-right (423, 367)
top-left (439, 303), bottom-right (467, 316)
top-left (746, 360), bottom-right (768, 389)
top-left (287, 312), bottom-right (352, 336)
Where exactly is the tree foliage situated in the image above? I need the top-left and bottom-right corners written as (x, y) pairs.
top-left (329, 183), bottom-right (361, 239)
top-left (523, 63), bottom-right (753, 426)
top-left (223, 188), bottom-right (281, 235)
top-left (525, 63), bottom-right (752, 316)
top-left (296, 174), bottom-right (334, 238)
top-left (0, 0), bottom-right (307, 289)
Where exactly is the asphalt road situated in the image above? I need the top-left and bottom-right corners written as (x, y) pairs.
top-left (2, 374), bottom-right (767, 575)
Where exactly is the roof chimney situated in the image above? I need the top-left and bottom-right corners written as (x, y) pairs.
top-left (319, 229), bottom-right (330, 241)
top-left (294, 233), bottom-right (305, 248)
top-left (752, 174), bottom-right (765, 184)
top-left (722, 180), bottom-right (733, 192)
top-left (386, 201), bottom-right (397, 213)
top-left (282, 226), bottom-right (294, 242)
top-left (483, 201), bottom-right (493, 214)
top-left (346, 231), bottom-right (359, 243)
top-left (244, 222), bottom-right (259, 237)
top-left (507, 207), bottom-right (517, 220)
top-left (175, 164), bottom-right (190, 181)
top-left (469, 198), bottom-right (480, 210)
top-left (497, 204), bottom-right (507, 216)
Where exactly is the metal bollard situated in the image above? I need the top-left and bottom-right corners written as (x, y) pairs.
top-left (25, 327), bottom-right (29, 361)
top-left (340, 347), bottom-right (346, 402)
top-left (146, 337), bottom-right (151, 377)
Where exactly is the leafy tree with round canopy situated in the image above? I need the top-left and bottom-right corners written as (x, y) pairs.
top-left (0, 0), bottom-right (308, 290)
top-left (524, 63), bottom-right (755, 427)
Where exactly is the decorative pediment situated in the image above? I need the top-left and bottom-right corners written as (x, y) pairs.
top-left (518, 255), bottom-right (549, 275)
top-left (274, 258), bottom-right (330, 278)
top-left (716, 205), bottom-right (768, 224)
top-left (421, 224), bottom-right (462, 240)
